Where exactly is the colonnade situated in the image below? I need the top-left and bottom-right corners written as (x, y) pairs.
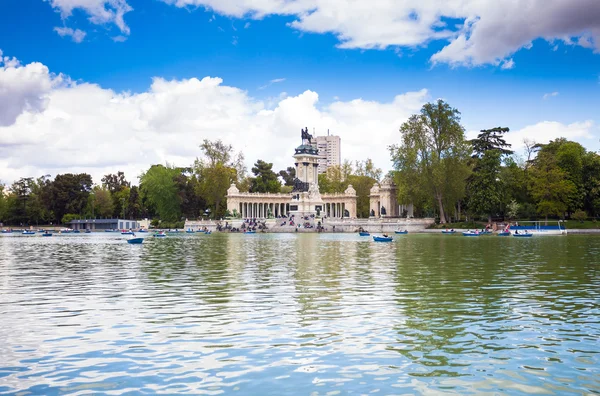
top-left (239, 202), bottom-right (291, 219)
top-left (323, 202), bottom-right (347, 218)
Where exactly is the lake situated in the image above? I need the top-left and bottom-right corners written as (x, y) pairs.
top-left (0, 233), bottom-right (599, 395)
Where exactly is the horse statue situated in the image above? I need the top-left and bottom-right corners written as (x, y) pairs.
top-left (301, 127), bottom-right (313, 144)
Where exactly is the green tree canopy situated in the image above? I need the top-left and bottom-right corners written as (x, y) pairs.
top-left (139, 164), bottom-right (181, 222)
top-left (278, 167), bottom-right (296, 187)
top-left (195, 139), bottom-right (245, 218)
top-left (466, 126), bottom-right (513, 222)
top-left (92, 187), bottom-right (114, 218)
top-left (390, 99), bottom-right (471, 223)
top-left (101, 171), bottom-right (130, 193)
top-left (49, 173), bottom-right (93, 224)
top-left (250, 160), bottom-right (281, 193)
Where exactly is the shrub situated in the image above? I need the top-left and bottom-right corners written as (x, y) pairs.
top-left (572, 210), bottom-right (587, 223)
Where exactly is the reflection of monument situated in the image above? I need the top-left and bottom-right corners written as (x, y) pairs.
top-left (226, 128), bottom-right (357, 219)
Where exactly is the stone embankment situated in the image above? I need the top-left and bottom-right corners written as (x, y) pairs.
top-left (184, 218), bottom-right (435, 233)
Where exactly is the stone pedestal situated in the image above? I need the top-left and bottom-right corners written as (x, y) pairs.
top-left (289, 184), bottom-right (324, 219)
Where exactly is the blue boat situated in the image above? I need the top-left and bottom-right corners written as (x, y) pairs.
top-left (497, 231), bottom-right (511, 236)
top-left (154, 233), bottom-right (167, 238)
top-left (2, 230), bottom-right (13, 234)
top-left (22, 231), bottom-right (36, 235)
top-left (513, 232), bottom-right (533, 238)
top-left (462, 231), bottom-right (480, 237)
top-left (359, 231), bottom-right (370, 236)
top-left (42, 233), bottom-right (52, 237)
top-left (373, 235), bottom-right (393, 242)
top-left (121, 231), bottom-right (134, 235)
top-left (245, 230), bottom-right (256, 234)
top-left (395, 230), bottom-right (408, 235)
top-left (205, 231), bottom-right (212, 235)
top-left (85, 229), bottom-right (91, 233)
top-left (441, 230), bottom-right (456, 234)
top-left (186, 230), bottom-right (195, 234)
top-left (138, 229), bottom-right (148, 233)
top-left (72, 230), bottom-right (81, 234)
top-left (127, 237), bottom-right (144, 244)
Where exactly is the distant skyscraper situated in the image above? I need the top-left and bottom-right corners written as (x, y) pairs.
top-left (314, 131), bottom-right (341, 174)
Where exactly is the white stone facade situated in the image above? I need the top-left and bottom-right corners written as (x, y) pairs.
top-left (369, 178), bottom-right (414, 218)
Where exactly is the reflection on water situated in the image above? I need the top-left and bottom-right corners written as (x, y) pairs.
top-left (0, 233), bottom-right (599, 394)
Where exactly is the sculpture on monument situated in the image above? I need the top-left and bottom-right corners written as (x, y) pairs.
top-left (292, 178), bottom-right (309, 192)
top-left (301, 127), bottom-right (313, 144)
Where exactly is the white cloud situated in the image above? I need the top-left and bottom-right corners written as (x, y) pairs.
top-left (0, 56), bottom-right (65, 127)
top-left (501, 59), bottom-right (515, 70)
top-left (0, 52), bottom-right (428, 184)
top-left (159, 0), bottom-right (600, 68)
top-left (507, 121), bottom-right (595, 151)
top-left (543, 91), bottom-right (559, 100)
top-left (258, 78), bottom-right (286, 90)
top-left (467, 121), bottom-right (596, 153)
top-left (54, 27), bottom-right (87, 43)
top-left (47, 0), bottom-right (132, 35)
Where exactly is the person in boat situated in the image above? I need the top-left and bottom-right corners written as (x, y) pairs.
top-left (515, 230), bottom-right (519, 234)
top-left (383, 233), bottom-right (389, 238)
top-left (450, 228), bottom-right (454, 232)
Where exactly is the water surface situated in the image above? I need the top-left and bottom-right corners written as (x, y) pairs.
top-left (0, 233), bottom-right (599, 395)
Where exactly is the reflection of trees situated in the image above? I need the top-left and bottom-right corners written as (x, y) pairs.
top-left (139, 234), bottom-right (235, 324)
top-left (389, 236), bottom-right (510, 376)
top-left (387, 235), bottom-right (596, 378)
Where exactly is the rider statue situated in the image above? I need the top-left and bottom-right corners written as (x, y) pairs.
top-left (301, 127), bottom-right (313, 144)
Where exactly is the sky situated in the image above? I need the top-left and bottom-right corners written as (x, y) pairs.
top-left (0, 0), bottom-right (599, 185)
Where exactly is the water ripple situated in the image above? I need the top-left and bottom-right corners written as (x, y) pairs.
top-left (0, 233), bottom-right (599, 394)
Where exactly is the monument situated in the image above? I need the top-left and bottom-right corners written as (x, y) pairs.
top-left (289, 127), bottom-right (324, 218)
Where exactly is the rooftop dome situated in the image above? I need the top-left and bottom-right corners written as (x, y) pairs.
top-left (294, 144), bottom-right (319, 155)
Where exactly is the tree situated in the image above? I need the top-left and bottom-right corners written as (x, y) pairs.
top-left (8, 178), bottom-right (34, 225)
top-left (390, 100), bottom-right (471, 223)
top-left (101, 171), bottom-right (130, 194)
top-left (0, 183), bottom-right (6, 223)
top-left (128, 185), bottom-right (142, 219)
top-left (507, 200), bottom-right (520, 220)
top-left (139, 164), bottom-right (181, 222)
top-left (466, 127), bottom-right (513, 222)
top-left (529, 154), bottom-right (576, 222)
top-left (112, 187), bottom-right (130, 219)
top-left (250, 160), bottom-right (281, 193)
top-left (195, 139), bottom-right (244, 218)
top-left (582, 151), bottom-right (600, 216)
top-left (278, 167), bottom-right (296, 187)
top-left (354, 159), bottom-right (382, 181)
top-left (533, 139), bottom-right (585, 215)
top-left (92, 187), bottom-right (114, 218)
top-left (317, 160), bottom-right (378, 218)
top-left (470, 127), bottom-right (513, 156)
top-left (49, 173), bottom-right (93, 223)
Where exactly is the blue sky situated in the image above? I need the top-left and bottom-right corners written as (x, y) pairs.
top-left (0, 0), bottom-right (599, 183)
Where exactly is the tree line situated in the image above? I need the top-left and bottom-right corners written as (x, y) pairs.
top-left (0, 138), bottom-right (382, 227)
top-left (2, 101), bottom-right (598, 227)
top-left (390, 99), bottom-right (600, 224)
